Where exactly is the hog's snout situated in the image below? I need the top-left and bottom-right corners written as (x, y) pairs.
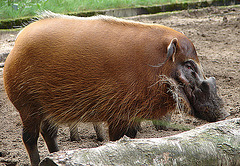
top-left (175, 60), bottom-right (228, 122)
top-left (192, 76), bottom-right (229, 122)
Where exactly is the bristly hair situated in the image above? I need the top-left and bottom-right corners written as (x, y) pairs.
top-left (153, 75), bottom-right (190, 114)
top-left (17, 10), bottom-right (149, 41)
top-left (36, 10), bottom-right (153, 27)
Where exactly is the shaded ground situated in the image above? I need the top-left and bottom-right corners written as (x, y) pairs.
top-left (0, 5), bottom-right (239, 165)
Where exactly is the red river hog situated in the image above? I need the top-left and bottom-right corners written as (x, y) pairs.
top-left (3, 12), bottom-right (227, 165)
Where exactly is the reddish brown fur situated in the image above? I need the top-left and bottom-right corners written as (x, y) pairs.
top-left (4, 14), bottom-right (200, 165)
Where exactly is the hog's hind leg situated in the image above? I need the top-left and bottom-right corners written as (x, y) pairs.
top-left (41, 120), bottom-right (59, 153)
top-left (21, 115), bottom-right (42, 166)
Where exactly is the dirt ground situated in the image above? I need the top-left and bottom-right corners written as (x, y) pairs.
top-left (0, 5), bottom-right (239, 166)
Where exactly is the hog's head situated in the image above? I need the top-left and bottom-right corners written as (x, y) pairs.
top-left (162, 38), bottom-right (228, 122)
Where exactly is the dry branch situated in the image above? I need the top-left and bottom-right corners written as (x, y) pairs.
top-left (40, 118), bottom-right (240, 166)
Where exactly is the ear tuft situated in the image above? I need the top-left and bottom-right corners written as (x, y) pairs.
top-left (167, 38), bottom-right (178, 62)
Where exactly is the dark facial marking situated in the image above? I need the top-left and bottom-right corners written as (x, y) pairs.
top-left (175, 59), bottom-right (227, 122)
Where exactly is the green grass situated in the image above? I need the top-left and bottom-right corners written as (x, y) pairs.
top-left (1, 0), bottom-right (199, 20)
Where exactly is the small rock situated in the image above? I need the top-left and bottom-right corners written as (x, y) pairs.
top-left (212, 60), bottom-right (220, 63)
top-left (7, 39), bottom-right (15, 42)
top-left (0, 151), bottom-right (8, 157)
top-left (228, 8), bottom-right (236, 12)
top-left (223, 16), bottom-right (228, 23)
top-left (0, 63), bottom-right (4, 68)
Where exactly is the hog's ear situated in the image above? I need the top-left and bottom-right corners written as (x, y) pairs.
top-left (167, 38), bottom-right (178, 62)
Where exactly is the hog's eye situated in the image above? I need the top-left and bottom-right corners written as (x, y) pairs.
top-left (187, 65), bottom-right (192, 69)
top-left (186, 64), bottom-right (193, 70)
top-left (184, 60), bottom-right (198, 73)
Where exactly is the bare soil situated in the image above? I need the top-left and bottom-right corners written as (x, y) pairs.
top-left (0, 5), bottom-right (239, 166)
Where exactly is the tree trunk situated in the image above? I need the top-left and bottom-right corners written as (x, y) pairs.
top-left (40, 118), bottom-right (240, 166)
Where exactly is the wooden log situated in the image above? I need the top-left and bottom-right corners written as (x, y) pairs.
top-left (40, 118), bottom-right (240, 166)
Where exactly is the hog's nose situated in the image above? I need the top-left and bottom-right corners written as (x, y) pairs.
top-left (200, 77), bottom-right (217, 92)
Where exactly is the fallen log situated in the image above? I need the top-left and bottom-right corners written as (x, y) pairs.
top-left (40, 118), bottom-right (240, 166)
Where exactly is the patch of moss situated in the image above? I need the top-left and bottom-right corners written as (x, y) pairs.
top-left (68, 11), bottom-right (105, 17)
top-left (0, 17), bottom-right (33, 29)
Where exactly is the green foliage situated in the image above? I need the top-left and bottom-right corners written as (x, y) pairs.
top-left (0, 0), bottom-right (197, 19)
top-left (152, 119), bottom-right (193, 131)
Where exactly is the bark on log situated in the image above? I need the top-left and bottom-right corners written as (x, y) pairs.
top-left (40, 118), bottom-right (240, 166)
